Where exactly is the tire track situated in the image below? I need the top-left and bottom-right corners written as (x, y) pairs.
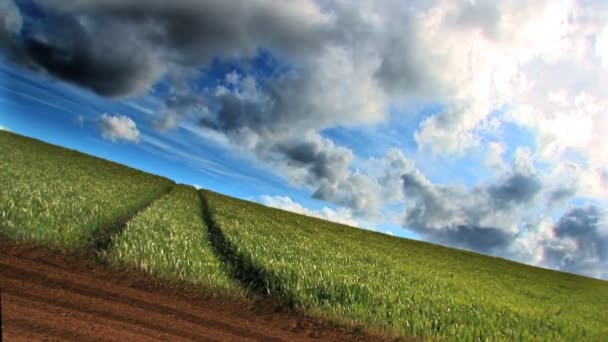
top-left (89, 183), bottom-right (175, 252)
top-left (199, 190), bottom-right (301, 310)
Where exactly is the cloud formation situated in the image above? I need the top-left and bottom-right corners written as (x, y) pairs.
top-left (2, 0), bottom-right (607, 278)
top-left (396, 153), bottom-right (541, 253)
top-left (390, 147), bottom-right (607, 278)
top-left (6, 0), bottom-right (605, 206)
top-left (0, 0), bottom-right (22, 59)
top-left (542, 206), bottom-right (608, 279)
top-left (0, 0), bottom-right (21, 36)
top-left (203, 73), bottom-right (385, 216)
top-left (98, 113), bottom-right (140, 143)
top-left (12, 0), bottom-right (330, 97)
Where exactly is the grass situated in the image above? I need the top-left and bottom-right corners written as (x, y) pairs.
top-left (106, 185), bottom-right (241, 296)
top-left (0, 131), bottom-right (174, 249)
top-left (203, 189), bottom-right (608, 341)
top-left (3, 131), bottom-right (607, 340)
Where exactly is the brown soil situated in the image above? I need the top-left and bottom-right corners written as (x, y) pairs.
top-left (0, 239), bottom-right (395, 342)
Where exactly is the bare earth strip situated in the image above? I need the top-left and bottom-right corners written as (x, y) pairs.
top-left (0, 240), bottom-right (391, 342)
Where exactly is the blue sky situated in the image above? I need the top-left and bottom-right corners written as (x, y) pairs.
top-left (1, 0), bottom-right (607, 279)
top-left (0, 59), bottom-right (303, 206)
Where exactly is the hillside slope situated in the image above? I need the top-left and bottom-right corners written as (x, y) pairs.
top-left (0, 131), bottom-right (173, 249)
top-left (202, 190), bottom-right (608, 340)
top-left (1, 131), bottom-right (606, 340)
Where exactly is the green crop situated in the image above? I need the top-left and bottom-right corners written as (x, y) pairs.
top-left (3, 131), bottom-right (607, 341)
top-left (203, 189), bottom-right (608, 341)
top-left (107, 185), bottom-right (240, 296)
top-left (0, 131), bottom-right (173, 248)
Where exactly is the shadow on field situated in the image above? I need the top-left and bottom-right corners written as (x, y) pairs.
top-left (198, 190), bottom-right (296, 306)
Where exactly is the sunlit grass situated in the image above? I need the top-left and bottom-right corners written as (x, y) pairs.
top-left (107, 185), bottom-right (241, 296)
top-left (0, 131), bottom-right (174, 248)
top-left (3, 130), bottom-right (606, 340)
top-left (203, 189), bottom-right (608, 340)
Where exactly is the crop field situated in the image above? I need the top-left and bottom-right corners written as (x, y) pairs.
top-left (2, 131), bottom-right (607, 341)
top-left (106, 185), bottom-right (240, 295)
top-left (203, 189), bottom-right (608, 341)
top-left (0, 131), bottom-right (174, 249)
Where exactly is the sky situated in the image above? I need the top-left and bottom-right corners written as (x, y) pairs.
top-left (0, 0), bottom-right (607, 280)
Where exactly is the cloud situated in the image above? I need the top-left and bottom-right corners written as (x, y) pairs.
top-left (508, 92), bottom-right (608, 200)
top-left (414, 0), bottom-right (608, 163)
top-left (488, 173), bottom-right (542, 209)
top-left (197, 72), bottom-right (385, 216)
top-left (392, 147), bottom-right (607, 277)
top-left (0, 0), bottom-right (21, 36)
top-left (541, 206), bottom-right (608, 279)
top-left (2, 0), bottom-right (608, 278)
top-left (484, 142), bottom-right (507, 171)
top-left (9, 0), bottom-right (330, 97)
top-left (396, 150), bottom-right (544, 253)
top-left (98, 113), bottom-right (140, 143)
top-left (151, 93), bottom-right (208, 132)
top-left (3, 1), bottom-right (606, 164)
top-left (0, 124), bottom-right (11, 132)
top-left (253, 130), bottom-right (382, 216)
top-left (259, 194), bottom-right (358, 227)
top-left (4, 0), bottom-right (429, 132)
top-left (0, 0), bottom-right (23, 60)
top-left (5, 0), bottom-right (598, 204)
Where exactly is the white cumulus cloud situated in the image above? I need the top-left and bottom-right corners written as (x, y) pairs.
top-left (98, 113), bottom-right (140, 143)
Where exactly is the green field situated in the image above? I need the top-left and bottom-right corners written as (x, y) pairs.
top-left (0, 131), bottom-right (173, 248)
top-left (2, 131), bottom-right (607, 341)
top-left (203, 190), bottom-right (608, 340)
top-left (107, 185), bottom-right (240, 296)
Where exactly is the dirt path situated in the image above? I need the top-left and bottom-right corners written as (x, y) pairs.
top-left (0, 240), bottom-right (390, 342)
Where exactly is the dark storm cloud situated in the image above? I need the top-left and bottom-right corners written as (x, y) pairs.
top-left (24, 32), bottom-right (164, 97)
top-left (4, 0), bottom-right (438, 116)
top-left (543, 206), bottom-right (608, 277)
top-left (6, 0), bottom-right (329, 97)
top-left (38, 0), bottom-right (327, 60)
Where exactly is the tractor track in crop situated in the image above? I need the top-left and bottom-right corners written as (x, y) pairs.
top-left (88, 184), bottom-right (176, 252)
top-left (199, 191), bottom-right (289, 300)
top-left (0, 239), bottom-right (387, 341)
